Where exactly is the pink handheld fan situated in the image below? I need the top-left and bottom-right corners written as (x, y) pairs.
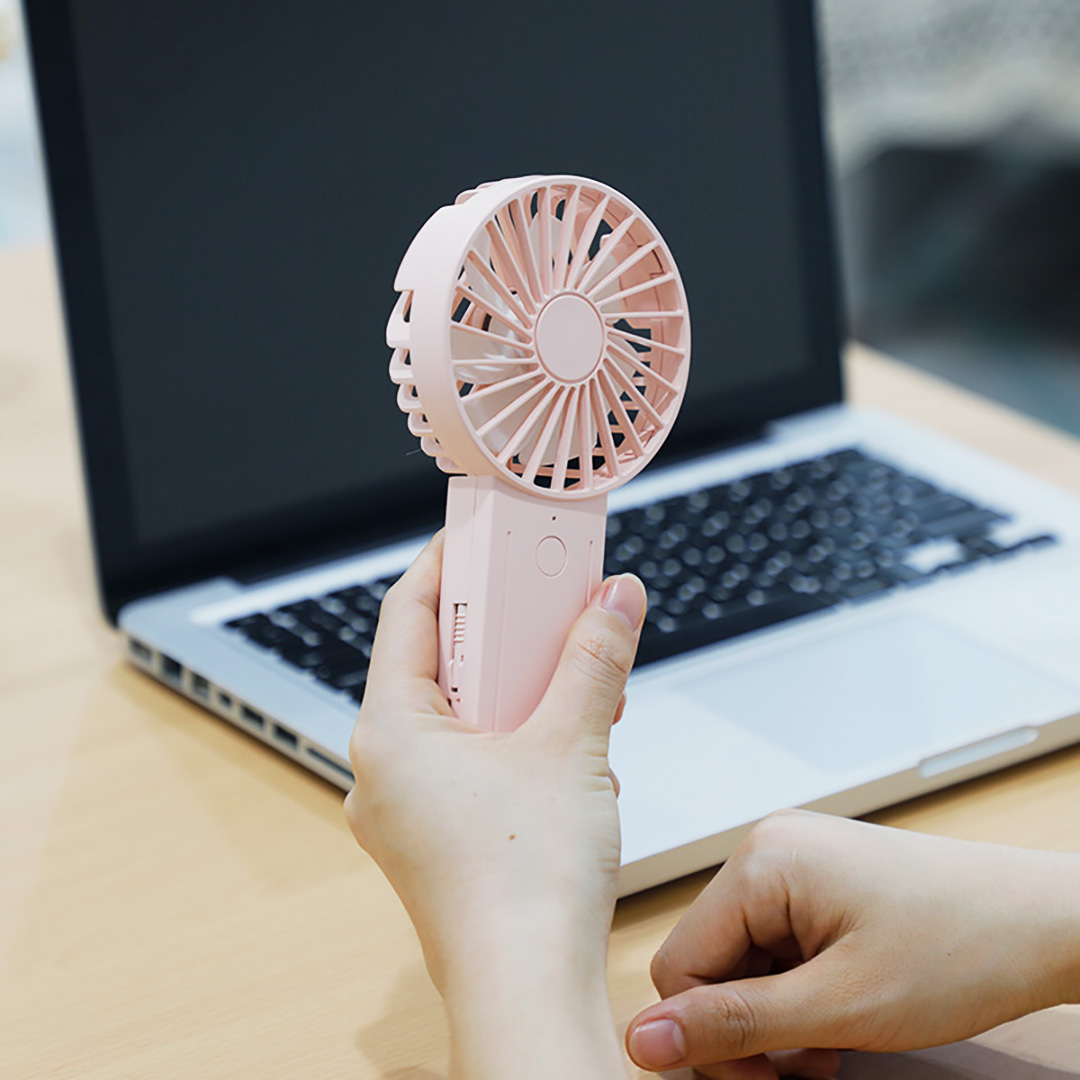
top-left (388, 175), bottom-right (690, 730)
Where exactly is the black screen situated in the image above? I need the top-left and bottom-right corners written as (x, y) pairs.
top-left (33, 0), bottom-right (842, 615)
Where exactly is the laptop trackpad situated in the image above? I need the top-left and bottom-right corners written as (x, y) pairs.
top-left (680, 616), bottom-right (1076, 774)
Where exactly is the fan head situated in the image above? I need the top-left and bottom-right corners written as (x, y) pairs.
top-left (388, 175), bottom-right (690, 499)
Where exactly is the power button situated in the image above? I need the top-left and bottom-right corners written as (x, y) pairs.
top-left (536, 535), bottom-right (567, 577)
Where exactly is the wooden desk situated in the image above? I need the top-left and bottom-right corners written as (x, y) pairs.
top-left (3, 244), bottom-right (1080, 1078)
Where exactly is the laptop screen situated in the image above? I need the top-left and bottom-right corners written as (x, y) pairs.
top-left (30, 0), bottom-right (842, 618)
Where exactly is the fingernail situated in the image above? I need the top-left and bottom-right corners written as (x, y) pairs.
top-left (600, 575), bottom-right (645, 630)
top-left (628, 1018), bottom-right (686, 1068)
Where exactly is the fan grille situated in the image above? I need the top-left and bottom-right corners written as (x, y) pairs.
top-left (392, 178), bottom-right (690, 496)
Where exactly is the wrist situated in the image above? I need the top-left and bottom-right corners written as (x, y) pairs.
top-left (441, 902), bottom-right (611, 1002)
top-left (442, 918), bottom-right (622, 1080)
top-left (1018, 849), bottom-right (1080, 1010)
top-left (1050, 853), bottom-right (1080, 1005)
top-left (435, 865), bottom-right (617, 985)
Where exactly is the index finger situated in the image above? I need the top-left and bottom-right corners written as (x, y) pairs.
top-left (365, 530), bottom-right (444, 697)
top-left (651, 843), bottom-right (796, 998)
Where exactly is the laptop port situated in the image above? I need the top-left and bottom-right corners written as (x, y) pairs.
top-left (129, 638), bottom-right (152, 663)
top-left (217, 691), bottom-right (233, 710)
top-left (240, 704), bottom-right (264, 728)
top-left (272, 724), bottom-right (298, 749)
top-left (191, 674), bottom-right (210, 699)
top-left (160, 654), bottom-right (182, 681)
top-left (307, 747), bottom-right (354, 782)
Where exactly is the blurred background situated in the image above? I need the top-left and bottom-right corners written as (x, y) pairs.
top-left (1, 0), bottom-right (1078, 434)
top-left (0, 0), bottom-right (46, 246)
top-left (820, 0), bottom-right (1080, 438)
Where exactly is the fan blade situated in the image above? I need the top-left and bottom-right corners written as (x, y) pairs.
top-left (553, 184), bottom-right (581, 291)
top-left (486, 221), bottom-right (537, 313)
top-left (537, 185), bottom-right (553, 296)
top-left (460, 369), bottom-right (543, 405)
top-left (607, 338), bottom-right (681, 395)
top-left (606, 356), bottom-right (666, 428)
top-left (594, 271), bottom-right (677, 309)
top-left (451, 320), bottom-right (532, 355)
top-left (496, 383), bottom-right (561, 465)
top-left (552, 385), bottom-right (582, 491)
top-left (566, 194), bottom-right (612, 290)
top-left (590, 379), bottom-right (622, 479)
top-left (608, 325), bottom-right (686, 356)
top-left (521, 387), bottom-right (569, 484)
top-left (464, 251), bottom-right (533, 328)
top-left (598, 368), bottom-right (644, 458)
top-left (586, 239), bottom-right (661, 301)
top-left (508, 195), bottom-right (543, 303)
top-left (454, 284), bottom-right (528, 334)
top-left (577, 213), bottom-right (639, 293)
top-left (476, 377), bottom-right (549, 439)
top-left (578, 386), bottom-right (595, 490)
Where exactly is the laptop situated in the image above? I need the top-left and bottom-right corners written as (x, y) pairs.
top-left (28, 1), bottom-right (1080, 895)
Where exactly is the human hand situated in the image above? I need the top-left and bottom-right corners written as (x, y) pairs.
top-left (344, 533), bottom-right (645, 1078)
top-left (627, 809), bottom-right (1080, 1080)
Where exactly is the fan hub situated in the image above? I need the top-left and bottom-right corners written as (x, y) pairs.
top-left (534, 293), bottom-right (604, 383)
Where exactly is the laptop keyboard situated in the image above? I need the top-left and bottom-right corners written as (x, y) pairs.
top-left (225, 586), bottom-right (387, 706)
top-left (224, 447), bottom-right (1057, 706)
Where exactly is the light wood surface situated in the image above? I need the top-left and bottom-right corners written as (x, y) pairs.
top-left (2, 243), bottom-right (1080, 1078)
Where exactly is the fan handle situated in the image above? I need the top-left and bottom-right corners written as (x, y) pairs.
top-left (439, 476), bottom-right (608, 731)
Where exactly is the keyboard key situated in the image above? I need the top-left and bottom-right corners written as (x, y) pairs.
top-left (281, 600), bottom-right (352, 637)
top-left (880, 564), bottom-right (927, 586)
top-left (681, 547), bottom-right (703, 568)
top-left (963, 536), bottom-right (1006, 558)
top-left (226, 614), bottom-right (306, 655)
top-left (329, 669), bottom-right (368, 691)
top-left (839, 578), bottom-right (893, 601)
top-left (917, 508), bottom-right (1005, 540)
top-left (911, 494), bottom-right (975, 524)
top-left (283, 639), bottom-right (366, 672)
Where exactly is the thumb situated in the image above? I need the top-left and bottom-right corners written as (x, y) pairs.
top-left (627, 962), bottom-right (849, 1070)
top-left (533, 574), bottom-right (646, 744)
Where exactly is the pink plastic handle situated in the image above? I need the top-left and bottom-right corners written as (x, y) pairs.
top-left (439, 476), bottom-right (607, 730)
